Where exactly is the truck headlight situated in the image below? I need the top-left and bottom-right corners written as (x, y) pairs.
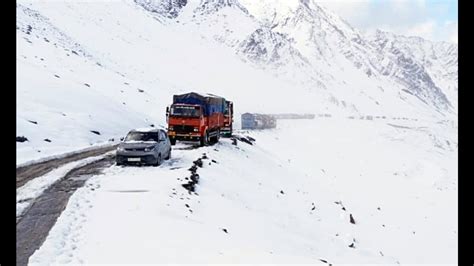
top-left (117, 146), bottom-right (125, 152)
top-left (194, 127), bottom-right (199, 132)
top-left (168, 126), bottom-right (174, 130)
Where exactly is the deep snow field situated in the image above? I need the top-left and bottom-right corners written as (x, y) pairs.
top-left (29, 117), bottom-right (457, 265)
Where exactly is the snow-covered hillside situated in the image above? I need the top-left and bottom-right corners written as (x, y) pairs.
top-left (28, 118), bottom-right (457, 264)
top-left (17, 0), bottom-right (457, 264)
top-left (17, 0), bottom-right (457, 164)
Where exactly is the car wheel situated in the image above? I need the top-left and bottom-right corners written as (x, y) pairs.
top-left (165, 148), bottom-right (171, 160)
top-left (153, 154), bottom-right (161, 167)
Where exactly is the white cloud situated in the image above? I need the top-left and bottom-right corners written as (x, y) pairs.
top-left (405, 20), bottom-right (436, 40)
top-left (317, 0), bottom-right (372, 26)
top-left (317, 0), bottom-right (457, 43)
top-left (445, 21), bottom-right (458, 44)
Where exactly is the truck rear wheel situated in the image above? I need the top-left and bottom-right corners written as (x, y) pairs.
top-left (170, 138), bottom-right (176, 145)
top-left (209, 129), bottom-right (220, 144)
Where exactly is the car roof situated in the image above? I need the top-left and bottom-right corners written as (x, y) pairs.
top-left (130, 127), bottom-right (160, 133)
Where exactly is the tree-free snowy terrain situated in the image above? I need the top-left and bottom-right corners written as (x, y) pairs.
top-left (17, 0), bottom-right (457, 264)
top-left (29, 118), bottom-right (457, 264)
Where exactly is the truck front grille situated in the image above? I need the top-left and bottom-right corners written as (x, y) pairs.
top-left (173, 125), bottom-right (195, 134)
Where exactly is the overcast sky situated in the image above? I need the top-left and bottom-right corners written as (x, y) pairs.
top-left (318, 0), bottom-right (458, 44)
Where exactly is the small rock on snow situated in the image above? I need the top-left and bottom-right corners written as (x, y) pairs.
top-left (350, 214), bottom-right (356, 224)
top-left (17, 136), bottom-right (28, 142)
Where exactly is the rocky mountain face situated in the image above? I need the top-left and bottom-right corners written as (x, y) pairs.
top-left (134, 0), bottom-right (188, 19)
top-left (134, 0), bottom-right (457, 117)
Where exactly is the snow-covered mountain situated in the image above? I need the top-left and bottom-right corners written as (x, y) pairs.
top-left (234, 0), bottom-right (457, 114)
top-left (17, 0), bottom-right (457, 162)
top-left (16, 0), bottom-right (457, 264)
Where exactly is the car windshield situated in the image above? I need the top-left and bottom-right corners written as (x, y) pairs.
top-left (125, 132), bottom-right (158, 142)
top-left (171, 105), bottom-right (201, 117)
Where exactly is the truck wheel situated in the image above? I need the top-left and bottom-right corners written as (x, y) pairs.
top-left (200, 131), bottom-right (209, 146)
top-left (170, 138), bottom-right (176, 145)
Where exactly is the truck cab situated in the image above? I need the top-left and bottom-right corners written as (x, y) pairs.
top-left (166, 92), bottom-right (227, 146)
top-left (167, 104), bottom-right (203, 145)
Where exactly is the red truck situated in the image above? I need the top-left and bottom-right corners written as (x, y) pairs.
top-left (166, 92), bottom-right (226, 146)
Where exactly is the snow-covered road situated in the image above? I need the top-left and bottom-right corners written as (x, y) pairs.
top-left (28, 117), bottom-right (457, 265)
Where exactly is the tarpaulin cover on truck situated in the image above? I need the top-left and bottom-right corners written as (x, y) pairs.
top-left (173, 92), bottom-right (225, 116)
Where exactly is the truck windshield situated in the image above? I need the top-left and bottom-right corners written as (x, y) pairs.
top-left (125, 132), bottom-right (158, 142)
top-left (171, 105), bottom-right (201, 117)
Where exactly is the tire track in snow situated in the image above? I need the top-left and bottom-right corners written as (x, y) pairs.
top-left (16, 153), bottom-right (115, 266)
top-left (16, 144), bottom-right (118, 188)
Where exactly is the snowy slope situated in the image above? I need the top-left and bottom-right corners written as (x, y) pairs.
top-left (17, 0), bottom-right (457, 164)
top-left (29, 117), bottom-right (457, 264)
top-left (17, 0), bottom-right (457, 264)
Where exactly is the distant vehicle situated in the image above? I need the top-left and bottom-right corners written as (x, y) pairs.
top-left (166, 92), bottom-right (227, 146)
top-left (116, 128), bottom-right (171, 166)
top-left (221, 100), bottom-right (233, 137)
top-left (241, 113), bottom-right (276, 130)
